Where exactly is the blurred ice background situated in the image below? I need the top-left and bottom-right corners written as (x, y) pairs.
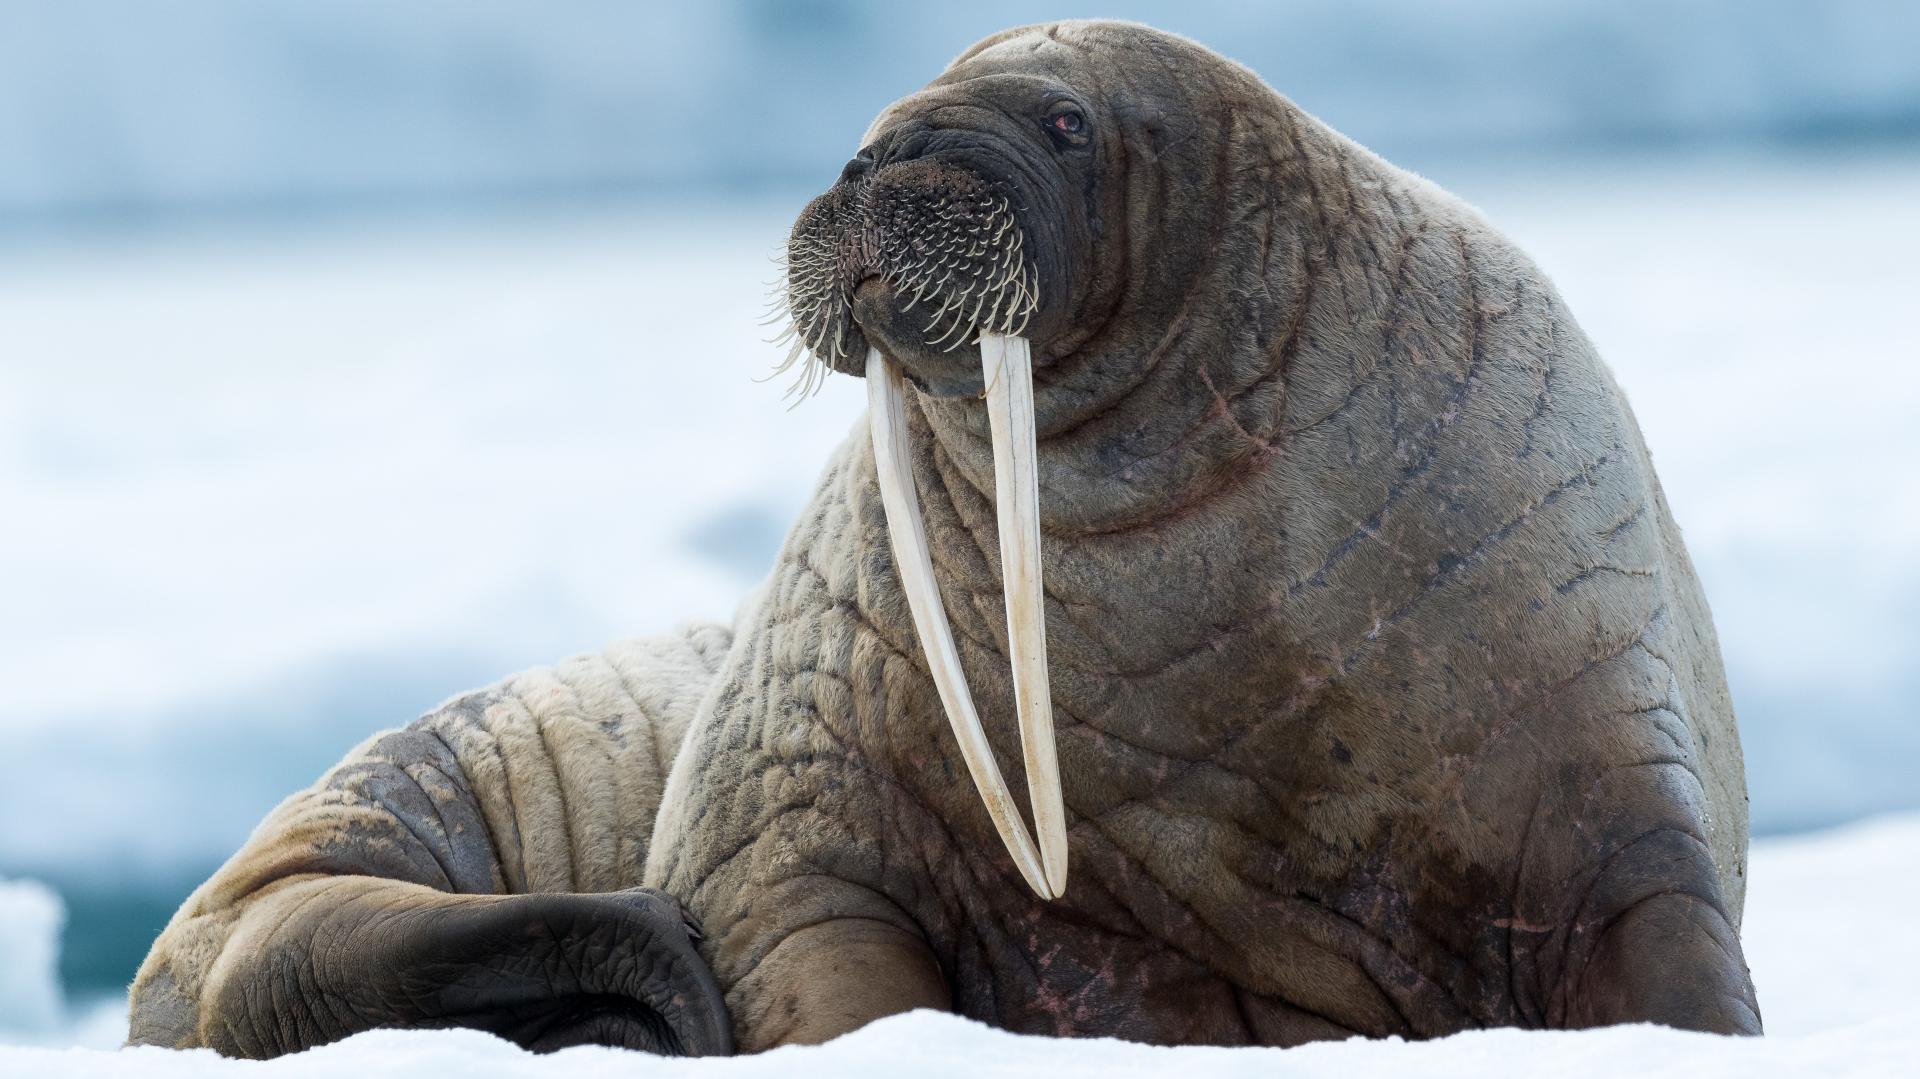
top-left (1, 0), bottom-right (1916, 1049)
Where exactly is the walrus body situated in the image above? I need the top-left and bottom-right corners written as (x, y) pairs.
top-left (132, 21), bottom-right (1759, 1057)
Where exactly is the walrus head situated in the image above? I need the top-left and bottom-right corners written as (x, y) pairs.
top-left (779, 60), bottom-right (1101, 398)
top-left (774, 23), bottom-right (1280, 900)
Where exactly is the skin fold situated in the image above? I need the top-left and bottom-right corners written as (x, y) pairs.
top-left (128, 629), bottom-right (737, 1055)
top-left (129, 20), bottom-right (1760, 1058)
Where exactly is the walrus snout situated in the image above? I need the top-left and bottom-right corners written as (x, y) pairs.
top-left (851, 276), bottom-right (984, 397)
top-left (777, 155), bottom-right (1039, 397)
top-left (837, 146), bottom-right (875, 185)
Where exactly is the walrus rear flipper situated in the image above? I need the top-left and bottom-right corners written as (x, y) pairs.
top-left (128, 626), bottom-right (736, 1058)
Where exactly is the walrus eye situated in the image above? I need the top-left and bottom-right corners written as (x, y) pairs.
top-left (1044, 104), bottom-right (1089, 146)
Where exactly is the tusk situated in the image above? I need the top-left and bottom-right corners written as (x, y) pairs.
top-left (979, 333), bottom-right (1069, 898)
top-left (866, 347), bottom-right (1054, 899)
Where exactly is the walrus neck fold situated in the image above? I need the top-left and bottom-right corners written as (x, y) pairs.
top-left (914, 101), bottom-right (1347, 536)
top-left (852, 87), bottom-right (1398, 897)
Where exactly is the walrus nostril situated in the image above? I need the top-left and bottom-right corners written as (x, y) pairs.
top-left (867, 124), bottom-right (933, 167)
top-left (776, 153), bottom-right (1037, 400)
top-left (839, 151), bottom-right (874, 185)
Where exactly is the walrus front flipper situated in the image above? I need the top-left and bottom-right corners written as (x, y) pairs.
top-left (193, 878), bottom-right (728, 1056)
top-left (1510, 708), bottom-right (1763, 1037)
top-left (1557, 828), bottom-right (1763, 1035)
top-left (129, 626), bottom-right (736, 1058)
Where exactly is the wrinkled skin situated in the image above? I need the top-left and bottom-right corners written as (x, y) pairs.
top-left (130, 21), bottom-right (1759, 1057)
top-left (128, 630), bottom-right (739, 1056)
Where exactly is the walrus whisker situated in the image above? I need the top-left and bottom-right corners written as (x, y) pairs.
top-left (779, 166), bottom-right (1036, 380)
top-left (900, 279), bottom-right (928, 313)
top-left (925, 303), bottom-right (949, 331)
top-left (779, 365), bottom-right (812, 404)
top-left (756, 340), bottom-right (806, 385)
top-left (1013, 270), bottom-right (1039, 337)
top-left (966, 288), bottom-right (991, 328)
top-left (926, 316), bottom-right (964, 349)
top-left (929, 311), bottom-right (973, 351)
top-left (981, 285), bottom-right (1008, 338)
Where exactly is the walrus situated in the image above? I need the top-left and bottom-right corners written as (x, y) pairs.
top-left (129, 20), bottom-right (1761, 1057)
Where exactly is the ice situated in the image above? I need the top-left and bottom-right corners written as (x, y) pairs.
top-left (0, 206), bottom-right (869, 880)
top-left (1737, 815), bottom-right (1920, 1038)
top-left (0, 879), bottom-right (65, 1036)
top-left (0, 1016), bottom-right (1906, 1079)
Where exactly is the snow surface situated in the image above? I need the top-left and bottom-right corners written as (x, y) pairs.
top-left (2, 1016), bottom-right (1913, 1079)
top-left (1, 813), bottom-right (1915, 1074)
top-left (0, 879), bottom-right (64, 1035)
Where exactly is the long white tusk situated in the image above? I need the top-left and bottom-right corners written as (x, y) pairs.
top-left (979, 333), bottom-right (1069, 898)
top-left (866, 347), bottom-right (1054, 899)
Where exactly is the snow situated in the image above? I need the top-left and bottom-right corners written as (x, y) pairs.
top-left (0, 205), bottom-right (869, 879)
top-left (1, 813), bottom-right (1915, 1074)
top-left (0, 879), bottom-right (64, 1036)
top-left (2, 1015), bottom-right (1912, 1079)
top-left (0, 208), bottom-right (855, 730)
top-left (1737, 815), bottom-right (1920, 1039)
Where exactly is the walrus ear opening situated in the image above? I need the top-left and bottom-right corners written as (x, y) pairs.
top-left (866, 341), bottom-right (1068, 900)
top-left (1108, 101), bottom-right (1171, 160)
